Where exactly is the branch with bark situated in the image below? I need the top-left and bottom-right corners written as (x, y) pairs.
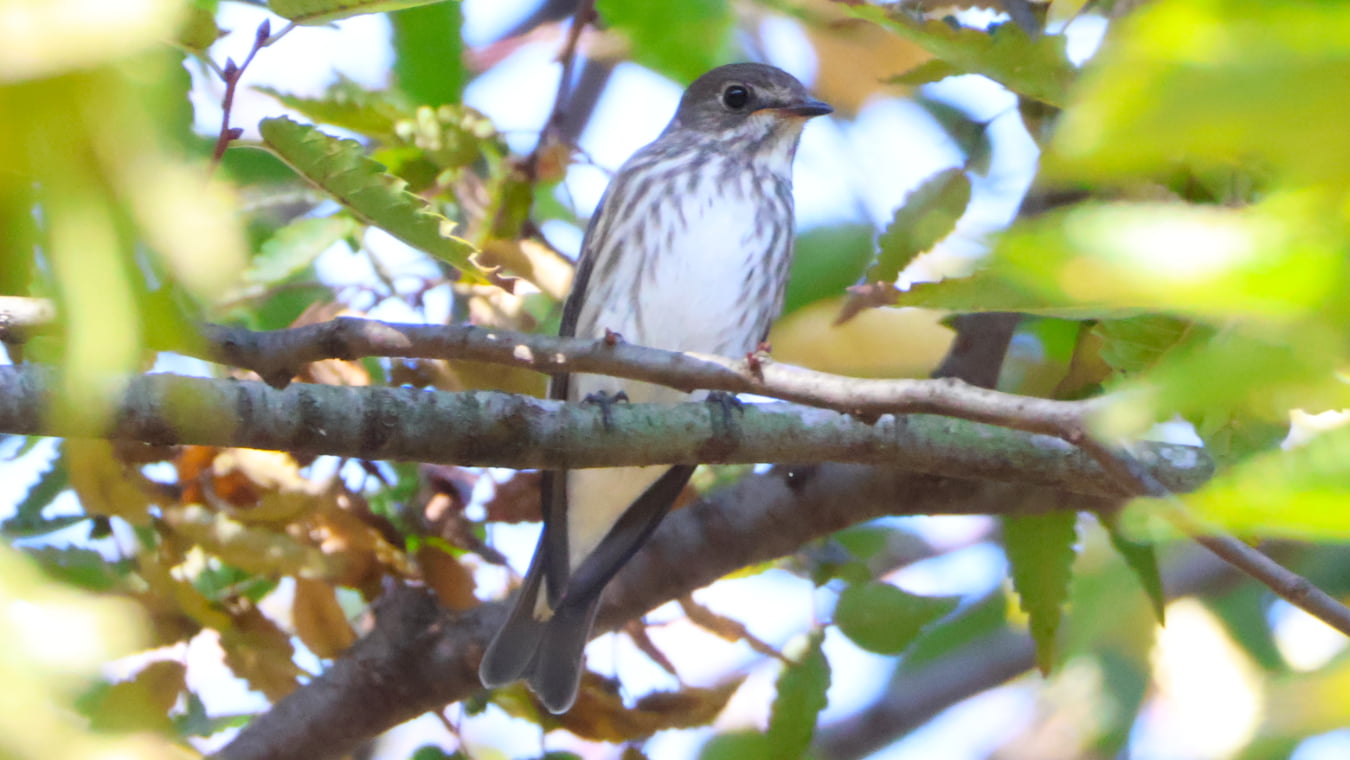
top-left (0, 365), bottom-right (1210, 496)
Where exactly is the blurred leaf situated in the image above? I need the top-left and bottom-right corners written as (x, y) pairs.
top-left (1052, 0), bottom-right (1350, 182)
top-left (269, 0), bottom-right (450, 25)
top-left (163, 505), bottom-right (340, 579)
top-left (1095, 315), bottom-right (1198, 377)
top-left (847, 6), bottom-right (1076, 107)
top-left (700, 732), bottom-right (772, 760)
top-left (417, 543), bottom-right (477, 611)
top-left (243, 214), bottom-right (357, 288)
top-left (221, 602), bottom-right (304, 701)
top-left (0, 0), bottom-right (182, 82)
top-left (175, 691), bottom-right (252, 737)
top-left (390, 1), bottom-right (464, 106)
top-left (596, 0), bottom-right (733, 83)
top-left (870, 168), bottom-right (971, 284)
top-left (834, 581), bottom-right (958, 655)
top-left (766, 630), bottom-right (830, 758)
top-left (1167, 423), bottom-right (1350, 538)
top-left (80, 660), bottom-right (185, 733)
top-left (782, 224), bottom-right (875, 315)
top-left (544, 675), bottom-right (745, 742)
top-left (771, 296), bottom-right (953, 378)
top-left (66, 440), bottom-right (152, 526)
top-left (2, 454), bottom-right (74, 537)
top-left (900, 590), bottom-right (1008, 673)
top-left (1100, 515), bottom-right (1165, 625)
top-left (1003, 508), bottom-right (1078, 674)
top-left (24, 547), bottom-right (130, 593)
top-left (257, 78), bottom-right (409, 140)
top-left (887, 58), bottom-right (960, 86)
top-left (259, 116), bottom-right (485, 280)
top-left (292, 578), bottom-right (357, 659)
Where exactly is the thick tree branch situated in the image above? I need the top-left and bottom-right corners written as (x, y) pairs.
top-left (0, 365), bottom-right (1211, 497)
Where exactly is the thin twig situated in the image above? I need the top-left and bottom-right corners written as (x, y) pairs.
top-left (522, 0), bottom-right (597, 181)
top-left (1073, 436), bottom-right (1350, 637)
top-left (210, 20), bottom-right (293, 169)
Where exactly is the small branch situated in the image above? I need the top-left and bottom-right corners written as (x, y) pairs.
top-left (522, 0), bottom-right (598, 180)
top-left (210, 19), bottom-right (291, 169)
top-left (1073, 436), bottom-right (1350, 637)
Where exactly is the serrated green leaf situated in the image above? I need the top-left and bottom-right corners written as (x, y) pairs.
top-left (847, 7), bottom-right (1076, 107)
top-left (888, 58), bottom-right (961, 87)
top-left (258, 117), bottom-right (484, 279)
top-left (257, 78), bottom-right (409, 140)
top-left (2, 454), bottom-right (72, 537)
top-left (834, 581), bottom-right (959, 655)
top-left (870, 168), bottom-right (971, 285)
top-left (1100, 515), bottom-right (1165, 625)
top-left (269, 0), bottom-right (450, 25)
top-left (596, 0), bottom-right (733, 83)
top-left (1003, 509), bottom-right (1078, 674)
top-left (391, 2), bottom-right (464, 107)
top-left (766, 630), bottom-right (830, 759)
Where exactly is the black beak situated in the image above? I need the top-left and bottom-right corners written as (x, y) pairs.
top-left (767, 97), bottom-right (833, 118)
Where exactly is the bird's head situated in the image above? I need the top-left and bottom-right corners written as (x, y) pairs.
top-left (666, 63), bottom-right (832, 152)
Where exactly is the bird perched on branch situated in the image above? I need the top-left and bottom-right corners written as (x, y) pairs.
top-left (479, 62), bottom-right (832, 713)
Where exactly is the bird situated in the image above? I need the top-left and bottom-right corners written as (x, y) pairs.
top-left (478, 62), bottom-right (831, 713)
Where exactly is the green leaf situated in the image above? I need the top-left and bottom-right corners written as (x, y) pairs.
top-left (1003, 509), bottom-right (1078, 674)
top-left (888, 58), bottom-right (961, 87)
top-left (244, 214), bottom-right (358, 287)
top-left (1168, 423), bottom-right (1350, 539)
top-left (390, 1), bottom-right (464, 106)
top-left (1204, 586), bottom-right (1287, 674)
top-left (846, 7), bottom-right (1076, 107)
top-left (834, 581), bottom-right (958, 655)
top-left (782, 224), bottom-right (874, 315)
top-left (23, 546), bottom-right (131, 592)
top-left (869, 168), bottom-right (971, 285)
top-left (596, 0), bottom-right (733, 83)
top-left (257, 78), bottom-right (409, 140)
top-left (1051, 0), bottom-right (1350, 182)
top-left (1100, 515), bottom-right (1165, 625)
top-left (268, 0), bottom-right (452, 26)
top-left (1, 454), bottom-right (72, 537)
top-left (258, 117), bottom-right (484, 279)
top-left (766, 630), bottom-right (830, 759)
top-left (900, 590), bottom-right (1008, 673)
top-left (1094, 315), bottom-right (1198, 377)
top-left (699, 732), bottom-right (772, 760)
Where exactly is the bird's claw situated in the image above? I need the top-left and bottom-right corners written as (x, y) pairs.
top-left (583, 390), bottom-right (630, 431)
top-left (704, 391), bottom-right (743, 437)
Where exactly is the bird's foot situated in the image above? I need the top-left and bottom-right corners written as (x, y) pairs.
top-left (745, 342), bottom-right (772, 381)
top-left (583, 390), bottom-right (630, 431)
top-left (704, 391), bottom-right (744, 436)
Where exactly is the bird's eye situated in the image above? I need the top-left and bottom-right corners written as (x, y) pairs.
top-left (721, 85), bottom-right (750, 110)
